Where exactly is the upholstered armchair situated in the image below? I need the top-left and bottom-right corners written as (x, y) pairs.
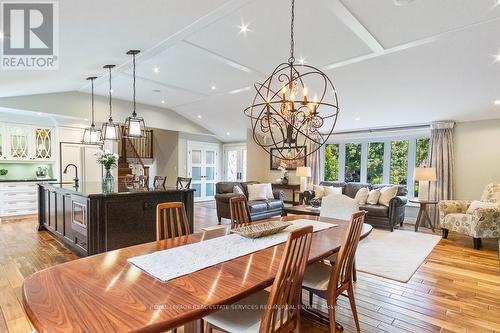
top-left (439, 183), bottom-right (500, 249)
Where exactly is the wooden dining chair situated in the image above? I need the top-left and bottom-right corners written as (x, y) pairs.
top-left (176, 177), bottom-right (192, 189)
top-left (153, 175), bottom-right (167, 188)
top-left (204, 226), bottom-right (313, 333)
top-left (301, 211), bottom-right (366, 332)
top-left (156, 202), bottom-right (190, 241)
top-left (229, 196), bottom-right (251, 229)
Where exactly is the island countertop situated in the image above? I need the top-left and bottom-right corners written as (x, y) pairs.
top-left (43, 181), bottom-right (195, 197)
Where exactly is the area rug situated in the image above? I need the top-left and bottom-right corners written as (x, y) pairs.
top-left (355, 228), bottom-right (441, 283)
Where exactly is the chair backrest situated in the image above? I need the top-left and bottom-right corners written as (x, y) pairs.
top-left (481, 183), bottom-right (500, 203)
top-left (229, 196), bottom-right (251, 228)
top-left (260, 226), bottom-right (313, 333)
top-left (176, 177), bottom-right (192, 189)
top-left (328, 211), bottom-right (366, 295)
top-left (320, 194), bottom-right (360, 220)
top-left (153, 176), bottom-right (167, 188)
top-left (156, 202), bottom-right (190, 240)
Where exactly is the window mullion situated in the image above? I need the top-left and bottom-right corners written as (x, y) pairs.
top-left (360, 142), bottom-right (368, 183)
top-left (383, 140), bottom-right (391, 184)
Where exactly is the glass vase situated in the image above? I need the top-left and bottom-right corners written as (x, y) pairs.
top-left (102, 168), bottom-right (114, 193)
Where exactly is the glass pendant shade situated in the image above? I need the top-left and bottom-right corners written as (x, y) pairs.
top-left (123, 49), bottom-right (146, 138)
top-left (101, 64), bottom-right (121, 141)
top-left (82, 76), bottom-right (103, 145)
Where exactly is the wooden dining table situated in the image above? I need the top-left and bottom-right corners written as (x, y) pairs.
top-left (22, 215), bottom-right (372, 333)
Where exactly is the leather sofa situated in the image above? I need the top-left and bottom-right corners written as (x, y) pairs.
top-left (215, 181), bottom-right (284, 223)
top-left (303, 181), bottom-right (408, 231)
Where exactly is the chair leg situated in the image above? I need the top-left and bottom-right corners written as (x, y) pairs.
top-left (217, 216), bottom-right (221, 224)
top-left (327, 301), bottom-right (337, 333)
top-left (473, 237), bottom-right (482, 250)
top-left (352, 261), bottom-right (357, 282)
top-left (309, 290), bottom-right (314, 307)
top-left (442, 228), bottom-right (449, 239)
top-left (347, 283), bottom-right (360, 332)
top-left (206, 322), bottom-right (213, 333)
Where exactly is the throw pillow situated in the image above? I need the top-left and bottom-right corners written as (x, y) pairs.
top-left (247, 184), bottom-right (268, 201)
top-left (233, 185), bottom-right (245, 196)
top-left (378, 186), bottom-right (399, 206)
top-left (313, 184), bottom-right (326, 199)
top-left (354, 187), bottom-right (369, 205)
top-left (324, 186), bottom-right (342, 197)
top-left (263, 183), bottom-right (274, 200)
top-left (366, 189), bottom-right (381, 205)
top-left (466, 200), bottom-right (500, 214)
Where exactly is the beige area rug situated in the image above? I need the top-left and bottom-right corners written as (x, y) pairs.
top-left (356, 228), bottom-right (442, 283)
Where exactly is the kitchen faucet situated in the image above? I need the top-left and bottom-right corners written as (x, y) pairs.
top-left (63, 164), bottom-right (79, 188)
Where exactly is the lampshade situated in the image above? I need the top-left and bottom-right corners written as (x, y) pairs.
top-left (414, 167), bottom-right (437, 181)
top-left (296, 166), bottom-right (311, 177)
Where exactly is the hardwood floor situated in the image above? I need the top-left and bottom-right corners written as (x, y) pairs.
top-left (1, 204), bottom-right (499, 333)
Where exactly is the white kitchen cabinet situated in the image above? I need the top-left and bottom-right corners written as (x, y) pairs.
top-left (0, 182), bottom-right (39, 216)
top-left (0, 123), bottom-right (55, 162)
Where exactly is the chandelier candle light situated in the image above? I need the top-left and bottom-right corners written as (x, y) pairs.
top-left (244, 0), bottom-right (339, 161)
top-left (123, 49), bottom-right (146, 138)
top-left (82, 76), bottom-right (103, 144)
top-left (101, 64), bottom-right (121, 141)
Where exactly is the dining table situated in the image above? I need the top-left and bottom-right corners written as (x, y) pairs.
top-left (22, 215), bottom-right (373, 333)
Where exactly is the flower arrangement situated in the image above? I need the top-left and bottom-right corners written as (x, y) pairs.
top-left (95, 149), bottom-right (119, 170)
top-left (277, 161), bottom-right (289, 184)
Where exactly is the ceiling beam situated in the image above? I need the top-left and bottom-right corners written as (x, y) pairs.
top-left (324, 0), bottom-right (385, 53)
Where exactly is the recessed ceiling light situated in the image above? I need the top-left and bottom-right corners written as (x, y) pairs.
top-left (154, 67), bottom-right (160, 73)
top-left (161, 100), bottom-right (165, 104)
top-left (298, 57), bottom-right (306, 65)
top-left (226, 132), bottom-right (230, 136)
top-left (197, 115), bottom-right (202, 119)
top-left (238, 22), bottom-right (251, 35)
top-left (355, 117), bottom-right (360, 121)
top-left (110, 89), bottom-right (114, 93)
top-left (495, 100), bottom-right (500, 105)
top-left (0, 32), bottom-right (3, 39)
top-left (211, 85), bottom-right (217, 90)
top-left (37, 112), bottom-right (42, 116)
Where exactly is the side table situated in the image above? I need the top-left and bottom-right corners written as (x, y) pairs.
top-left (410, 199), bottom-right (438, 232)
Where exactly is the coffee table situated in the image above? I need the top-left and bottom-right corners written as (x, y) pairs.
top-left (282, 204), bottom-right (320, 216)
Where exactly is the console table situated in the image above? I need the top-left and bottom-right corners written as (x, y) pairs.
top-left (410, 199), bottom-right (438, 232)
top-left (271, 183), bottom-right (302, 205)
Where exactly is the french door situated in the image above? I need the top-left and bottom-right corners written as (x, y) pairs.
top-left (188, 142), bottom-right (219, 202)
top-left (223, 144), bottom-right (247, 182)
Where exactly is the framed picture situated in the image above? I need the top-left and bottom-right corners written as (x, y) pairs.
top-left (270, 146), bottom-right (307, 170)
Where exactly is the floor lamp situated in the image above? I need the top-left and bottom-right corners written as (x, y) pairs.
top-left (296, 166), bottom-right (311, 193)
top-left (414, 167), bottom-right (437, 201)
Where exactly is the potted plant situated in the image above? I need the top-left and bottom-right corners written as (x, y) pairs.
top-left (0, 169), bottom-right (8, 177)
top-left (95, 149), bottom-right (119, 193)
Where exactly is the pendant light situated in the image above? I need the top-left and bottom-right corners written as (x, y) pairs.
top-left (244, 0), bottom-right (339, 161)
top-left (101, 64), bottom-right (121, 141)
top-left (123, 49), bottom-right (146, 138)
top-left (82, 76), bottom-right (103, 144)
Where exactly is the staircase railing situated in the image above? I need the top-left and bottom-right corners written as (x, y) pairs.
top-left (119, 128), bottom-right (154, 177)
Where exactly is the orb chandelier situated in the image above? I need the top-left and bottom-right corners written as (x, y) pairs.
top-left (244, 0), bottom-right (339, 161)
top-left (82, 76), bottom-right (103, 145)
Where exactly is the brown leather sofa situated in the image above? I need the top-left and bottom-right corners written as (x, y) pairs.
top-left (303, 181), bottom-right (408, 231)
top-left (215, 181), bottom-right (284, 222)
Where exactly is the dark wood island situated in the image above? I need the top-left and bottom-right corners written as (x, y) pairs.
top-left (38, 182), bottom-right (195, 256)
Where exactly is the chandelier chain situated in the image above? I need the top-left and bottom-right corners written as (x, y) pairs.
top-left (108, 67), bottom-right (113, 121)
top-left (289, 0), bottom-right (295, 63)
top-left (132, 53), bottom-right (137, 117)
top-left (90, 78), bottom-right (95, 127)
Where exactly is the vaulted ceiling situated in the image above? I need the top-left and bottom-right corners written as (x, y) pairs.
top-left (1, 0), bottom-right (500, 142)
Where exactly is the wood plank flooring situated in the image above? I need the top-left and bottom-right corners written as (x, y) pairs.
top-left (0, 204), bottom-right (499, 333)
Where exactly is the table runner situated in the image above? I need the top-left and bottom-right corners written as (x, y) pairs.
top-left (128, 219), bottom-right (337, 282)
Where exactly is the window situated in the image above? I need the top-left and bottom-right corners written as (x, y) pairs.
top-left (367, 142), bottom-right (384, 184)
top-left (414, 138), bottom-right (431, 196)
top-left (324, 144), bottom-right (339, 181)
top-left (390, 140), bottom-right (409, 185)
top-left (345, 143), bottom-right (361, 182)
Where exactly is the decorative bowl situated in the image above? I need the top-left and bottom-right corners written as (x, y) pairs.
top-left (231, 221), bottom-right (292, 239)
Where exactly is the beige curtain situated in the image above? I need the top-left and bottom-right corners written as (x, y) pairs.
top-left (428, 121), bottom-right (455, 227)
top-left (307, 142), bottom-right (321, 187)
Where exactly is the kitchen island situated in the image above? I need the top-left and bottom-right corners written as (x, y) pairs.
top-left (38, 182), bottom-right (195, 256)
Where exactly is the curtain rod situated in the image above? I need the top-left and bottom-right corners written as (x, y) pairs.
top-left (327, 123), bottom-right (430, 136)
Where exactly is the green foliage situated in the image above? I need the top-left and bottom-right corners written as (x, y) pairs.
top-left (345, 143), bottom-right (361, 182)
top-left (414, 138), bottom-right (431, 195)
top-left (324, 144), bottom-right (339, 181)
top-left (0, 169), bottom-right (7, 176)
top-left (367, 142), bottom-right (384, 184)
top-left (390, 140), bottom-right (409, 185)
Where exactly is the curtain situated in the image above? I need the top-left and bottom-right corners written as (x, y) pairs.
top-left (307, 142), bottom-right (321, 187)
top-left (428, 121), bottom-right (455, 228)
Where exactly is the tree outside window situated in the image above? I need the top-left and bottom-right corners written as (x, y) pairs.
top-left (324, 144), bottom-right (339, 181)
top-left (390, 140), bottom-right (409, 185)
top-left (367, 142), bottom-right (384, 184)
top-left (345, 143), bottom-right (361, 182)
top-left (414, 138), bottom-right (430, 196)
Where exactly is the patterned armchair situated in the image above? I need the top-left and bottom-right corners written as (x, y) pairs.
top-left (439, 183), bottom-right (500, 249)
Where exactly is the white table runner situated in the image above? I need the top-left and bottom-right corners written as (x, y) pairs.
top-left (128, 219), bottom-right (337, 282)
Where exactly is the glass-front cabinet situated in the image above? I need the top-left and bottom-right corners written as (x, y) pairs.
top-left (0, 124), bottom-right (54, 161)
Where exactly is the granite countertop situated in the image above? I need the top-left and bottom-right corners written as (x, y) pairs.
top-left (0, 178), bottom-right (57, 183)
top-left (42, 181), bottom-right (195, 197)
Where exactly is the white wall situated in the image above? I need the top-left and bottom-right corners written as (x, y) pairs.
top-left (149, 128), bottom-right (179, 187)
top-left (454, 119), bottom-right (500, 200)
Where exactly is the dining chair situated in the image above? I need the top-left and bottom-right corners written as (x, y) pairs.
top-left (153, 175), bottom-right (167, 188)
top-left (301, 211), bottom-right (366, 333)
top-left (156, 202), bottom-right (190, 241)
top-left (176, 177), bottom-right (192, 189)
top-left (204, 226), bottom-right (313, 333)
top-left (320, 194), bottom-right (359, 220)
top-left (229, 196), bottom-right (251, 229)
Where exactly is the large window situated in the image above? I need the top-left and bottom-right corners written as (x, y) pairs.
top-left (367, 142), bottom-right (384, 184)
top-left (345, 143), bottom-right (361, 182)
top-left (322, 134), bottom-right (430, 197)
top-left (324, 144), bottom-right (339, 181)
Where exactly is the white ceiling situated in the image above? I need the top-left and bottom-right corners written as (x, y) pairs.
top-left (1, 0), bottom-right (500, 142)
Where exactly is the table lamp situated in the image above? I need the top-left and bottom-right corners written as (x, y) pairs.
top-left (296, 166), bottom-right (311, 193)
top-left (414, 167), bottom-right (437, 201)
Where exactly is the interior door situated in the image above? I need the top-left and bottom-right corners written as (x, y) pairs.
top-left (223, 145), bottom-right (247, 182)
top-left (188, 142), bottom-right (219, 202)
